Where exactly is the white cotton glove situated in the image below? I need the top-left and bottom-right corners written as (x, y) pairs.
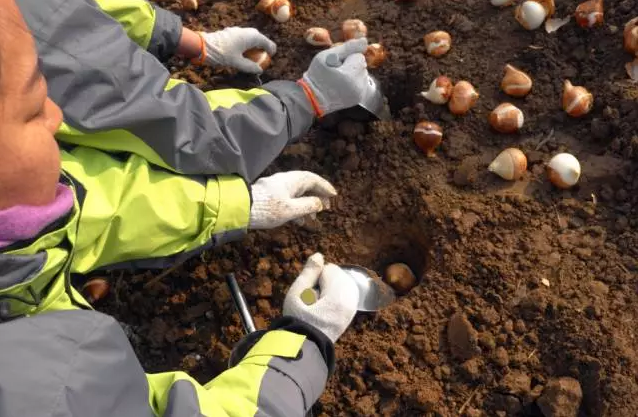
top-left (283, 253), bottom-right (359, 343)
top-left (248, 171), bottom-right (337, 230)
top-left (298, 38), bottom-right (371, 116)
top-left (200, 27), bottom-right (277, 74)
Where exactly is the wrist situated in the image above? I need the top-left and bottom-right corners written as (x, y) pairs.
top-left (296, 79), bottom-right (324, 118)
top-left (176, 28), bottom-right (206, 64)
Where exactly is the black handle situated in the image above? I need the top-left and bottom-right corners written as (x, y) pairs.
top-left (225, 273), bottom-right (257, 334)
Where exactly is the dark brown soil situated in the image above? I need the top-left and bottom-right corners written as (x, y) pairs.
top-left (101, 0), bottom-right (638, 415)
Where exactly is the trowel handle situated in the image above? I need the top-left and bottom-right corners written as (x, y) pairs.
top-left (226, 273), bottom-right (257, 334)
top-left (300, 287), bottom-right (320, 306)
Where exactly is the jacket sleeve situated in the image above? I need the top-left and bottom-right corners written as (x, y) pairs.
top-left (148, 317), bottom-right (334, 416)
top-left (0, 310), bottom-right (333, 417)
top-left (60, 146), bottom-right (250, 274)
top-left (19, 0), bottom-right (315, 183)
top-left (93, 0), bottom-right (183, 61)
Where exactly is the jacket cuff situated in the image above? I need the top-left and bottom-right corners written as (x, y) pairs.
top-left (149, 5), bottom-right (183, 61)
top-left (229, 316), bottom-right (336, 376)
top-left (261, 81), bottom-right (316, 144)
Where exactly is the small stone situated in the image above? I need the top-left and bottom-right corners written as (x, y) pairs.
top-left (537, 377), bottom-right (583, 417)
top-left (494, 347), bottom-right (510, 367)
top-left (541, 278), bottom-right (551, 287)
top-left (503, 319), bottom-right (514, 334)
top-left (500, 371), bottom-right (532, 396)
top-left (478, 332), bottom-right (496, 351)
top-left (256, 257), bottom-right (271, 273)
top-left (447, 313), bottom-right (480, 360)
top-left (514, 319), bottom-right (527, 334)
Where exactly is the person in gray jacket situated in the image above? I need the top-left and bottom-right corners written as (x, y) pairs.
top-left (16, 0), bottom-right (373, 183)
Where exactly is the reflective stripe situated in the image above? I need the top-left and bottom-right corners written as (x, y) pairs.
top-left (94, 0), bottom-right (156, 49)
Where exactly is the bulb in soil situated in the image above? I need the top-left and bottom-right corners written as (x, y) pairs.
top-left (181, 0), bottom-right (198, 10)
top-left (423, 31), bottom-right (452, 57)
top-left (501, 64), bottom-right (532, 97)
top-left (384, 263), bottom-right (417, 293)
top-left (82, 277), bottom-right (110, 303)
top-left (489, 103), bottom-right (524, 133)
top-left (624, 17), bottom-right (638, 55)
top-left (547, 153), bottom-right (581, 188)
top-left (342, 19), bottom-right (367, 40)
top-left (575, 0), bottom-right (604, 28)
top-left (421, 76), bottom-right (453, 104)
top-left (256, 0), bottom-right (291, 22)
top-left (413, 121), bottom-right (443, 157)
top-left (562, 80), bottom-right (593, 117)
top-left (243, 48), bottom-right (272, 70)
top-left (515, 1), bottom-right (548, 30)
top-left (488, 148), bottom-right (527, 180)
top-left (448, 81), bottom-right (479, 115)
top-left (364, 43), bottom-right (387, 68)
top-left (305, 27), bottom-right (333, 47)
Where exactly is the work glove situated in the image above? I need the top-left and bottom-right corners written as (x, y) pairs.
top-left (283, 253), bottom-right (359, 343)
top-left (193, 27), bottom-right (277, 74)
top-left (248, 171), bottom-right (336, 230)
top-left (297, 38), bottom-right (371, 117)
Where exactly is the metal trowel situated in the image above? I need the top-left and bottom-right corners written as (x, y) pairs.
top-left (300, 264), bottom-right (397, 312)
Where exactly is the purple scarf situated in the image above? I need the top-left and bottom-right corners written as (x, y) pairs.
top-left (0, 184), bottom-right (74, 248)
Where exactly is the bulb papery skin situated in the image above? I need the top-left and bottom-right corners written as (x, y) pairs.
top-left (547, 153), bottom-right (581, 188)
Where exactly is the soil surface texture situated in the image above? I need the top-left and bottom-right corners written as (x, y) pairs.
top-left (100, 0), bottom-right (638, 416)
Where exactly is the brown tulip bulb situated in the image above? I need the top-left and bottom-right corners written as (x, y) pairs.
top-left (448, 81), bottom-right (479, 115)
top-left (575, 0), bottom-right (603, 28)
top-left (424, 31), bottom-right (452, 57)
top-left (501, 64), bottom-right (533, 97)
top-left (488, 148), bottom-right (528, 180)
top-left (342, 19), bottom-right (367, 40)
top-left (181, 0), bottom-right (198, 11)
top-left (624, 17), bottom-right (638, 55)
top-left (364, 43), bottom-right (387, 68)
top-left (562, 80), bottom-right (593, 117)
top-left (82, 278), bottom-right (110, 303)
top-left (413, 121), bottom-right (443, 157)
top-left (305, 27), bottom-right (333, 47)
top-left (421, 76), bottom-right (453, 104)
top-left (256, 0), bottom-right (292, 22)
top-left (243, 48), bottom-right (272, 70)
top-left (384, 263), bottom-right (417, 293)
top-left (489, 103), bottom-right (524, 133)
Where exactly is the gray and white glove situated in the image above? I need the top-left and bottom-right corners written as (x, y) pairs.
top-left (248, 171), bottom-right (337, 230)
top-left (199, 27), bottom-right (277, 74)
top-left (283, 253), bottom-right (359, 343)
top-left (298, 38), bottom-right (371, 117)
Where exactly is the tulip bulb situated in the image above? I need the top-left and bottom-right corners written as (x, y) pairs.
top-left (424, 31), bottom-right (452, 57)
top-left (448, 81), bottom-right (479, 115)
top-left (364, 43), bottom-right (387, 68)
top-left (385, 263), bottom-right (417, 293)
top-left (627, 57), bottom-right (638, 81)
top-left (413, 121), bottom-right (443, 157)
top-left (181, 0), bottom-right (198, 11)
top-left (305, 27), bottom-right (332, 47)
top-left (491, 0), bottom-right (515, 6)
top-left (562, 80), bottom-right (593, 117)
top-left (624, 17), bottom-right (638, 55)
top-left (488, 148), bottom-right (527, 180)
top-left (575, 0), bottom-right (603, 28)
top-left (501, 64), bottom-right (533, 97)
top-left (489, 103), bottom-right (524, 133)
top-left (421, 76), bottom-right (453, 104)
top-left (256, 0), bottom-right (291, 22)
top-left (82, 278), bottom-right (110, 303)
top-left (243, 48), bottom-right (272, 70)
top-left (547, 153), bottom-right (581, 188)
top-left (515, 1), bottom-right (549, 30)
top-left (342, 19), bottom-right (367, 40)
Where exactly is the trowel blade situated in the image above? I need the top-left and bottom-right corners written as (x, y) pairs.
top-left (343, 265), bottom-right (396, 311)
top-left (359, 75), bottom-right (391, 121)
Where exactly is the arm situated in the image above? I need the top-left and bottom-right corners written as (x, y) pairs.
top-left (61, 146), bottom-right (250, 273)
top-left (19, 0), bottom-right (314, 182)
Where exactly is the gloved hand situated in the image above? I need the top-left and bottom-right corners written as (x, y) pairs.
top-left (297, 38), bottom-right (371, 117)
top-left (249, 171), bottom-right (337, 230)
top-left (194, 27), bottom-right (277, 74)
top-left (283, 253), bottom-right (359, 343)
